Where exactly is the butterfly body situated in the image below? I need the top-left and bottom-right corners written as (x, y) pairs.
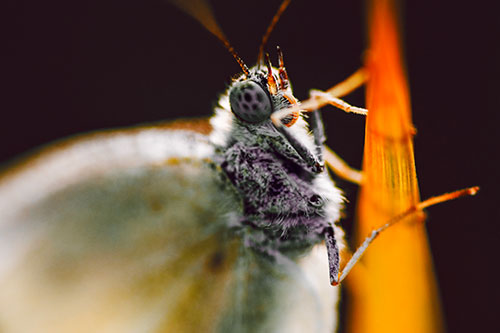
top-left (211, 66), bottom-right (344, 277)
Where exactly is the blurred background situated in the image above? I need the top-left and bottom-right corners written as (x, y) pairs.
top-left (2, 0), bottom-right (498, 332)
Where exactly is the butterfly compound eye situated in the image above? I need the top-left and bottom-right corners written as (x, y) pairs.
top-left (229, 81), bottom-right (272, 123)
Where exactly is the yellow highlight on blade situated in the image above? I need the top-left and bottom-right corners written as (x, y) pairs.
top-left (347, 0), bottom-right (444, 332)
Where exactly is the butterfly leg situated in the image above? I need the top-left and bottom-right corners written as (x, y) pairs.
top-left (272, 125), bottom-right (324, 174)
top-left (271, 68), bottom-right (368, 124)
top-left (309, 90), bottom-right (368, 115)
top-left (324, 145), bottom-right (363, 184)
top-left (307, 100), bottom-right (363, 184)
top-left (331, 187), bottom-right (478, 285)
top-left (308, 68), bottom-right (368, 114)
top-left (324, 226), bottom-right (340, 285)
top-left (308, 109), bottom-right (326, 164)
top-left (322, 67), bottom-right (368, 98)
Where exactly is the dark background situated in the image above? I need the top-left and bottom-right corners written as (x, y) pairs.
top-left (2, 0), bottom-right (498, 331)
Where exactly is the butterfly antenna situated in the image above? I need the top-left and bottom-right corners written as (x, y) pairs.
top-left (257, 0), bottom-right (292, 67)
top-left (168, 0), bottom-right (249, 76)
top-left (224, 43), bottom-right (250, 77)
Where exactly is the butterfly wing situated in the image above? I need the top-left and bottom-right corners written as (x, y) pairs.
top-left (0, 125), bottom-right (337, 332)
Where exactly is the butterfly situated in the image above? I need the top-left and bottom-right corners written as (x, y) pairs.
top-left (0, 1), bottom-right (358, 332)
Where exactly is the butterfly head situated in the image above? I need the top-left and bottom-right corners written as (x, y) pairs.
top-left (228, 47), bottom-right (299, 127)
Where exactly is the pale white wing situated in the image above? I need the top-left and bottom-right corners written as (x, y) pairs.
top-left (0, 126), bottom-right (338, 333)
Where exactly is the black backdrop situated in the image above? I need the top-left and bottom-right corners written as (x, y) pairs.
top-left (2, 0), bottom-right (498, 332)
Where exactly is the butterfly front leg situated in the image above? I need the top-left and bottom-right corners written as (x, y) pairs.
top-left (308, 109), bottom-right (327, 163)
top-left (270, 123), bottom-right (324, 174)
top-left (324, 225), bottom-right (341, 285)
top-left (308, 109), bottom-right (343, 285)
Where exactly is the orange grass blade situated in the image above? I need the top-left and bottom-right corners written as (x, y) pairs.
top-left (346, 0), bottom-right (444, 332)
